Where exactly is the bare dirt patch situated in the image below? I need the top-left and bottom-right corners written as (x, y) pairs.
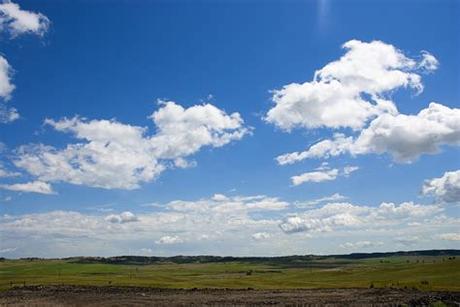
top-left (0, 285), bottom-right (459, 306)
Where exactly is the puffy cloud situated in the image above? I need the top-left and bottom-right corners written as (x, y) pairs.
top-left (0, 56), bottom-right (14, 100)
top-left (0, 0), bottom-right (50, 37)
top-left (0, 180), bottom-right (54, 194)
top-left (438, 233), bottom-right (460, 241)
top-left (0, 194), bottom-right (285, 256)
top-left (211, 193), bottom-right (229, 202)
top-left (276, 133), bottom-right (354, 165)
top-left (150, 101), bottom-right (250, 158)
top-left (278, 103), bottom-right (460, 164)
top-left (0, 194), bottom-right (456, 257)
top-left (0, 55), bottom-right (18, 123)
top-left (13, 101), bottom-right (250, 190)
top-left (349, 103), bottom-right (460, 162)
top-left (339, 240), bottom-right (383, 250)
top-left (422, 170), bottom-right (460, 203)
top-left (155, 235), bottom-right (183, 245)
top-left (105, 212), bottom-right (138, 224)
top-left (269, 40), bottom-right (459, 169)
top-left (376, 202), bottom-right (441, 219)
top-left (252, 232), bottom-right (271, 241)
top-left (266, 40), bottom-right (433, 131)
top-left (279, 201), bottom-right (441, 234)
top-left (0, 1), bottom-right (49, 123)
top-left (419, 51), bottom-right (439, 72)
top-left (292, 168), bottom-right (338, 185)
top-left (291, 165), bottom-right (358, 186)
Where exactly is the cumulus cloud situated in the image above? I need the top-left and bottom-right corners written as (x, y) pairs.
top-left (105, 211), bottom-right (138, 224)
top-left (266, 40), bottom-right (434, 131)
top-left (0, 56), bottom-right (14, 100)
top-left (269, 40), bottom-right (460, 169)
top-left (0, 55), bottom-right (18, 123)
top-left (0, 194), bottom-right (457, 257)
top-left (0, 0), bottom-right (50, 37)
top-left (291, 165), bottom-right (358, 186)
top-left (0, 180), bottom-right (54, 194)
top-left (292, 168), bottom-right (338, 185)
top-left (13, 101), bottom-right (250, 190)
top-left (419, 51), bottom-right (439, 72)
top-left (278, 103), bottom-right (460, 164)
top-left (279, 201), bottom-right (442, 234)
top-left (0, 1), bottom-right (49, 122)
top-left (155, 235), bottom-right (183, 245)
top-left (422, 170), bottom-right (460, 203)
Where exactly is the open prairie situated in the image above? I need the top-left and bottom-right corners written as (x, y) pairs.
top-left (1, 252), bottom-right (459, 306)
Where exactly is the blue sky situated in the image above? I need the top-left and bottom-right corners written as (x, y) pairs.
top-left (0, 0), bottom-right (459, 257)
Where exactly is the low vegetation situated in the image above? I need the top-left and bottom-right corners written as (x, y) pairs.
top-left (0, 250), bottom-right (459, 291)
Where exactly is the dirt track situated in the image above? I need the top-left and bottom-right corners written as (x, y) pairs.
top-left (0, 285), bottom-right (459, 306)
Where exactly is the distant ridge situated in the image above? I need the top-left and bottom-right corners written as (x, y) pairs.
top-left (7, 249), bottom-right (459, 265)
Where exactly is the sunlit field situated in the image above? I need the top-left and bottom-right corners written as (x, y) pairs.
top-left (1, 255), bottom-right (458, 291)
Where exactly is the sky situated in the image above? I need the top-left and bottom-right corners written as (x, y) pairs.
top-left (0, 0), bottom-right (459, 258)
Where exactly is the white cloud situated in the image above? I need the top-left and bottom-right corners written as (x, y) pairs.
top-left (0, 55), bottom-right (18, 123)
top-left (343, 166), bottom-right (359, 176)
top-left (0, 103), bottom-right (18, 123)
top-left (422, 170), bottom-right (460, 203)
top-left (296, 193), bottom-right (348, 207)
top-left (0, 180), bottom-right (54, 194)
top-left (266, 40), bottom-right (434, 131)
top-left (0, 0), bottom-right (50, 37)
top-left (279, 201), bottom-right (442, 234)
top-left (276, 133), bottom-right (354, 165)
top-left (0, 1), bottom-right (49, 123)
top-left (252, 232), bottom-right (271, 241)
top-left (419, 51), bottom-right (439, 72)
top-left (0, 56), bottom-right (14, 100)
top-left (0, 164), bottom-right (19, 178)
top-left (339, 240), bottom-right (383, 250)
top-left (438, 233), bottom-right (460, 241)
top-left (105, 211), bottom-right (138, 224)
top-left (13, 101), bottom-right (250, 190)
top-left (211, 193), bottom-right (229, 201)
top-left (291, 165), bottom-right (358, 186)
top-left (0, 194), bottom-right (457, 257)
top-left (0, 247), bottom-right (16, 253)
top-left (167, 194), bottom-right (288, 213)
top-left (278, 103), bottom-right (460, 164)
top-left (155, 235), bottom-right (183, 245)
top-left (292, 168), bottom-right (339, 185)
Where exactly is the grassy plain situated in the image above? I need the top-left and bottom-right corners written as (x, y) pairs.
top-left (0, 255), bottom-right (458, 291)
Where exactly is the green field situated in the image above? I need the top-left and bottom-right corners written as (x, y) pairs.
top-left (0, 255), bottom-right (459, 291)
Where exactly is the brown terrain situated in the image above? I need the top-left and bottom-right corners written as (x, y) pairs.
top-left (0, 286), bottom-right (459, 306)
